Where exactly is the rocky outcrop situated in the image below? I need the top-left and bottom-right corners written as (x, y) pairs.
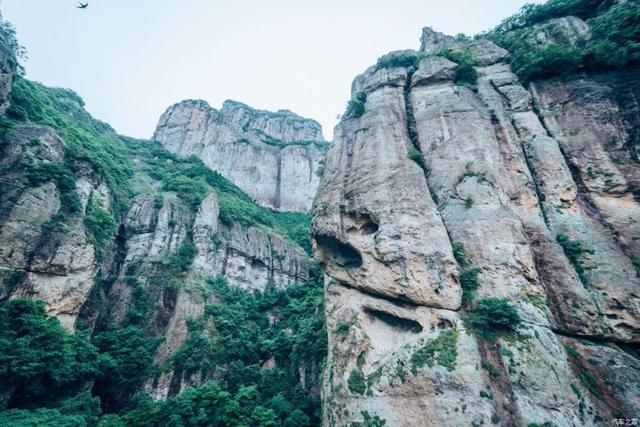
top-left (153, 99), bottom-right (328, 212)
top-left (314, 24), bottom-right (640, 427)
top-left (0, 126), bottom-right (108, 330)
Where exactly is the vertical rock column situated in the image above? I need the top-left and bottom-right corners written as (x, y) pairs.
top-left (314, 64), bottom-right (494, 427)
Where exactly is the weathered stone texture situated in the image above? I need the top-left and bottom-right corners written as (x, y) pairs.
top-left (315, 24), bottom-right (640, 426)
top-left (153, 99), bottom-right (327, 212)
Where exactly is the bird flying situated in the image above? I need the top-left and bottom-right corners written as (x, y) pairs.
top-left (77, 2), bottom-right (88, 9)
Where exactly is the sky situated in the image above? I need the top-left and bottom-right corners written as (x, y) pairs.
top-left (2, 0), bottom-right (542, 141)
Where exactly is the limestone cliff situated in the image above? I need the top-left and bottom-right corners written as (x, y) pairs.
top-left (153, 99), bottom-right (328, 212)
top-left (314, 19), bottom-right (640, 427)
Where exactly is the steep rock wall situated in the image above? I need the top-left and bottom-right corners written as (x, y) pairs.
top-left (82, 191), bottom-right (310, 400)
top-left (314, 24), bottom-right (640, 427)
top-left (0, 126), bottom-right (110, 330)
top-left (153, 99), bottom-right (327, 212)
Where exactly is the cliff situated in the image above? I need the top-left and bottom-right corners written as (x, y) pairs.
top-left (0, 17), bottom-right (324, 421)
top-left (313, 7), bottom-right (640, 427)
top-left (153, 99), bottom-right (328, 212)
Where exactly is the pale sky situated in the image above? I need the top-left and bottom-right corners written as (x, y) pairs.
top-left (2, 0), bottom-right (542, 141)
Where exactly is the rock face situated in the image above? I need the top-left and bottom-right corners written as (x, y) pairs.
top-left (153, 99), bottom-right (328, 212)
top-left (0, 126), bottom-right (108, 330)
top-left (86, 191), bottom-right (310, 400)
top-left (314, 24), bottom-right (640, 427)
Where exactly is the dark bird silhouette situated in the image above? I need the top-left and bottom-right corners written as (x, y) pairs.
top-left (77, 2), bottom-right (88, 8)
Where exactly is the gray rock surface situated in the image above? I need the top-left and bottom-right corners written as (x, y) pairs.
top-left (315, 26), bottom-right (640, 426)
top-left (153, 99), bottom-right (328, 212)
top-left (0, 126), bottom-right (105, 330)
top-left (420, 27), bottom-right (509, 65)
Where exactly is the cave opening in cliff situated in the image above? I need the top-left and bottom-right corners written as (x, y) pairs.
top-left (364, 307), bottom-right (424, 333)
top-left (313, 234), bottom-right (363, 269)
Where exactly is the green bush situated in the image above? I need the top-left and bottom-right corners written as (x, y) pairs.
top-left (158, 272), bottom-right (327, 426)
top-left (460, 267), bottom-right (480, 296)
top-left (493, 0), bottom-right (617, 33)
top-left (376, 50), bottom-right (425, 70)
top-left (347, 368), bottom-right (367, 395)
top-left (512, 44), bottom-right (582, 85)
top-left (84, 196), bottom-right (116, 261)
top-left (410, 328), bottom-right (459, 372)
top-left (0, 408), bottom-right (88, 427)
top-left (452, 241), bottom-right (468, 266)
top-left (481, 360), bottom-right (501, 377)
top-left (162, 239), bottom-right (197, 273)
top-left (343, 91), bottom-right (367, 120)
top-left (437, 49), bottom-right (479, 87)
top-left (468, 298), bottom-right (522, 338)
top-left (408, 147), bottom-right (427, 171)
top-left (556, 232), bottom-right (593, 285)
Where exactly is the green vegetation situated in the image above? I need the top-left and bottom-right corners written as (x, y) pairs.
top-left (481, 360), bottom-right (501, 377)
top-left (633, 258), bottom-right (640, 277)
top-left (509, 44), bottom-right (582, 85)
top-left (493, 0), bottom-right (618, 33)
top-left (527, 294), bottom-right (548, 311)
top-left (437, 49), bottom-right (479, 88)
top-left (556, 232), bottom-right (593, 285)
top-left (0, 270), bottom-right (326, 425)
top-left (25, 161), bottom-right (81, 213)
top-left (408, 147), bottom-right (427, 171)
top-left (343, 91), bottom-right (367, 120)
top-left (7, 78), bottom-right (134, 215)
top-left (92, 326), bottom-right (162, 412)
top-left (451, 241), bottom-right (482, 302)
top-left (410, 328), bottom-right (459, 373)
top-left (479, 390), bottom-right (494, 400)
top-left (164, 272), bottom-right (327, 425)
top-left (489, 0), bottom-right (640, 84)
top-left (0, 299), bottom-right (100, 409)
top-left (468, 297), bottom-right (522, 339)
top-left (0, 20), bottom-right (26, 75)
top-left (565, 344), bottom-right (601, 398)
top-left (460, 267), bottom-right (480, 295)
top-left (350, 411), bottom-right (387, 427)
top-left (347, 368), bottom-right (367, 395)
top-left (376, 50), bottom-right (425, 70)
top-left (452, 241), bottom-right (467, 266)
top-left (464, 196), bottom-right (473, 209)
top-left (84, 195), bottom-right (117, 261)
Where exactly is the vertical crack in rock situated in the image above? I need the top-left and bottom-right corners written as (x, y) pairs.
top-left (274, 151), bottom-right (283, 210)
